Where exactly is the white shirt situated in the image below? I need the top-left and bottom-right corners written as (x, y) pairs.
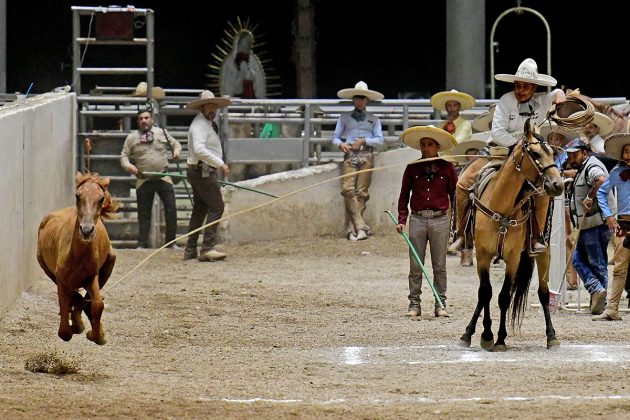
top-left (187, 113), bottom-right (224, 168)
top-left (588, 135), bottom-right (605, 153)
top-left (491, 89), bottom-right (563, 147)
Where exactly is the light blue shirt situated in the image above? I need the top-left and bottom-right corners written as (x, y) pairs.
top-left (332, 111), bottom-right (384, 147)
top-left (597, 164), bottom-right (630, 218)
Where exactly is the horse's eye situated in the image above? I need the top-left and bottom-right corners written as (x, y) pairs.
top-left (75, 194), bottom-right (80, 201)
top-left (99, 197), bottom-right (105, 204)
top-left (530, 152), bottom-right (541, 160)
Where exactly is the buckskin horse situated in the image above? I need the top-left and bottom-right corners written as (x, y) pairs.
top-left (37, 172), bottom-right (118, 345)
top-left (459, 120), bottom-right (564, 351)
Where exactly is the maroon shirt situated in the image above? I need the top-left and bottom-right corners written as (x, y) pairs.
top-left (397, 159), bottom-right (458, 225)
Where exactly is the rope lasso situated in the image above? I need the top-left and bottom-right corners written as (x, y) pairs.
top-left (544, 93), bottom-right (595, 133)
top-left (102, 153), bottom-right (483, 294)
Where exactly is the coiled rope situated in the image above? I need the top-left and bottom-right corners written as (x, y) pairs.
top-left (546, 92), bottom-right (595, 133)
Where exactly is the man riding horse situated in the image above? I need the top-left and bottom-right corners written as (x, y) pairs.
top-left (449, 58), bottom-right (567, 255)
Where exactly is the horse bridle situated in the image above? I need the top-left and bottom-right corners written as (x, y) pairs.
top-left (512, 135), bottom-right (557, 192)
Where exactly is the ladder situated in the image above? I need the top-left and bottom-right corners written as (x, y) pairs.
top-left (71, 5), bottom-right (155, 96)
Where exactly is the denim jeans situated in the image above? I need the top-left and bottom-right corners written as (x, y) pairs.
top-left (572, 224), bottom-right (611, 294)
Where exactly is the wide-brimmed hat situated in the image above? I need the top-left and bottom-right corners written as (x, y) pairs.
top-left (590, 112), bottom-right (615, 136)
top-left (430, 89), bottom-right (475, 111)
top-left (131, 82), bottom-right (166, 100)
top-left (495, 58), bottom-right (557, 87)
top-left (472, 104), bottom-right (496, 132)
top-left (447, 139), bottom-right (487, 164)
top-left (186, 90), bottom-right (232, 110)
top-left (604, 133), bottom-right (630, 159)
top-left (401, 125), bottom-right (457, 152)
top-left (337, 81), bottom-right (384, 101)
top-left (538, 123), bottom-right (575, 143)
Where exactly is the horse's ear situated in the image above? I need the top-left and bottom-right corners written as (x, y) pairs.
top-left (101, 177), bottom-right (111, 188)
top-left (75, 171), bottom-right (83, 185)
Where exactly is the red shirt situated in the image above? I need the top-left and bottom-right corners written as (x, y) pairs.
top-left (397, 159), bottom-right (458, 225)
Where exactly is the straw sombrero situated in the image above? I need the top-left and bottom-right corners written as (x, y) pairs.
top-left (604, 133), bottom-right (630, 160)
top-left (472, 104), bottom-right (496, 132)
top-left (337, 81), bottom-right (384, 101)
top-left (591, 112), bottom-right (615, 137)
top-left (131, 82), bottom-right (166, 100)
top-left (430, 89), bottom-right (475, 111)
top-left (448, 139), bottom-right (487, 164)
top-left (538, 123), bottom-right (576, 142)
top-left (401, 125), bottom-right (457, 153)
top-left (186, 90), bottom-right (232, 110)
top-left (495, 58), bottom-right (557, 87)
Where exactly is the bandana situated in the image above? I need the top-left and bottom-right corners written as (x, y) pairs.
top-left (620, 168), bottom-right (630, 182)
top-left (139, 130), bottom-right (154, 143)
top-left (351, 110), bottom-right (366, 122)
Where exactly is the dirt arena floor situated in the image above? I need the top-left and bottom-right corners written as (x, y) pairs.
top-left (1, 231), bottom-right (630, 419)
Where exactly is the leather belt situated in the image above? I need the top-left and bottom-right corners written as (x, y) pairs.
top-left (412, 209), bottom-right (447, 218)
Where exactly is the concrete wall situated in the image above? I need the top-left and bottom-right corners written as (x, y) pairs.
top-left (0, 93), bottom-right (76, 319)
top-left (223, 147), bottom-right (420, 243)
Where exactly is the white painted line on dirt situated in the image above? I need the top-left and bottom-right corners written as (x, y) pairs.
top-left (333, 344), bottom-right (630, 365)
top-left (343, 346), bottom-right (363, 365)
top-left (197, 395), bottom-right (630, 405)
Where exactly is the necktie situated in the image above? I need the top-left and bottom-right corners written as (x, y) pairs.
top-left (351, 110), bottom-right (366, 122)
top-left (211, 122), bottom-right (219, 133)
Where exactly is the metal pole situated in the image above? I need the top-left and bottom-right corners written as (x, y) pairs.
top-left (303, 103), bottom-right (311, 168)
top-left (146, 9), bottom-right (155, 101)
top-left (490, 7), bottom-right (552, 99)
top-left (72, 9), bottom-right (81, 94)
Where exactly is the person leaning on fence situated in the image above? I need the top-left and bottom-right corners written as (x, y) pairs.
top-left (565, 139), bottom-right (614, 315)
top-left (430, 89), bottom-right (475, 143)
top-left (120, 109), bottom-right (182, 249)
top-left (396, 125), bottom-right (458, 318)
top-left (183, 90), bottom-right (232, 262)
top-left (592, 134), bottom-right (630, 321)
top-left (333, 81), bottom-right (384, 241)
top-left (449, 58), bottom-right (566, 255)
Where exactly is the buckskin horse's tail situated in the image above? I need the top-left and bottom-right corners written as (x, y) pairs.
top-left (511, 250), bottom-right (535, 328)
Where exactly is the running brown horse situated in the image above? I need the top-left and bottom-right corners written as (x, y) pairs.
top-left (460, 120), bottom-right (564, 351)
top-left (37, 172), bottom-right (118, 345)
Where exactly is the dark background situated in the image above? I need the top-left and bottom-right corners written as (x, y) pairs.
top-left (6, 0), bottom-right (630, 99)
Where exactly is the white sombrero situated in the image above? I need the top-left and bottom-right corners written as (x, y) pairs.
top-left (401, 125), bottom-right (457, 152)
top-left (591, 112), bottom-right (615, 137)
top-left (337, 81), bottom-right (384, 101)
top-left (186, 90), bottom-right (232, 110)
top-left (131, 82), bottom-right (166, 100)
top-left (604, 133), bottom-right (630, 160)
top-left (472, 104), bottom-right (496, 132)
top-left (495, 58), bottom-right (557, 87)
top-left (430, 89), bottom-right (475, 111)
top-left (447, 139), bottom-right (487, 164)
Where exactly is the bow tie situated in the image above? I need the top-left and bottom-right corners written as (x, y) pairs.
top-left (211, 122), bottom-right (219, 133)
top-left (620, 169), bottom-right (630, 182)
top-left (351, 110), bottom-right (366, 122)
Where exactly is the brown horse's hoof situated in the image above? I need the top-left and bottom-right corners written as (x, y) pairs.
top-left (86, 330), bottom-right (107, 345)
top-left (71, 317), bottom-right (85, 334)
top-left (58, 326), bottom-right (73, 342)
top-left (491, 344), bottom-right (508, 352)
top-left (480, 337), bottom-right (494, 350)
top-left (547, 338), bottom-right (560, 348)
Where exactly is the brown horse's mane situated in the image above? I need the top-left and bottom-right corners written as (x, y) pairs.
top-left (76, 172), bottom-right (119, 219)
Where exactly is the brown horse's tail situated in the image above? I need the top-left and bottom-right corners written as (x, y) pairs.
top-left (511, 250), bottom-right (535, 329)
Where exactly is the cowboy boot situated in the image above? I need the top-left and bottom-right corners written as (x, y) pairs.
top-left (460, 249), bottom-right (473, 267)
top-left (183, 237), bottom-right (198, 261)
